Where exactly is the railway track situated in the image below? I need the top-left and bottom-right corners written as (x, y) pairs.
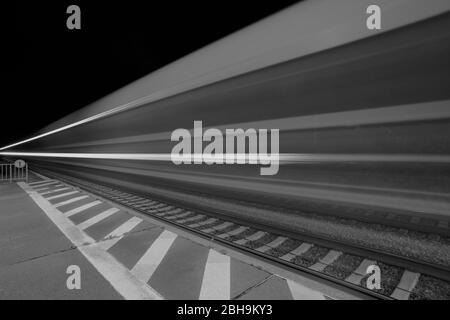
top-left (32, 168), bottom-right (450, 300)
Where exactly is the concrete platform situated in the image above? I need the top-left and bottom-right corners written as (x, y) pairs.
top-left (0, 183), bottom-right (121, 299)
top-left (0, 179), bottom-right (355, 300)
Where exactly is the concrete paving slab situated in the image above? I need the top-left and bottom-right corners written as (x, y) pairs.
top-left (0, 183), bottom-right (124, 299)
top-left (0, 184), bottom-right (72, 267)
top-left (149, 237), bottom-right (209, 299)
top-left (230, 259), bottom-right (271, 299)
top-left (237, 276), bottom-right (293, 300)
top-left (0, 247), bottom-right (122, 300)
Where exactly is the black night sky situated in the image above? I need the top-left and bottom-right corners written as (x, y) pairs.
top-left (4, 1), bottom-right (300, 147)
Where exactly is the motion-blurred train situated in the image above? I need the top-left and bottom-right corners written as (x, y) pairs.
top-left (2, 0), bottom-right (450, 225)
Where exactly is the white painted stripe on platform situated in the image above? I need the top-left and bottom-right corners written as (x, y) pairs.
top-left (40, 187), bottom-right (71, 195)
top-left (105, 216), bottom-right (143, 239)
top-left (54, 195), bottom-right (90, 208)
top-left (97, 216), bottom-right (144, 251)
top-left (46, 190), bottom-right (79, 200)
top-left (199, 249), bottom-right (230, 300)
top-left (78, 208), bottom-right (120, 230)
top-left (33, 182), bottom-right (62, 188)
top-left (97, 217), bottom-right (143, 251)
top-left (64, 200), bottom-right (102, 217)
top-left (131, 230), bottom-right (177, 283)
top-left (34, 184), bottom-right (65, 191)
top-left (28, 180), bottom-right (55, 186)
top-left (31, 180), bottom-right (58, 186)
top-left (17, 182), bottom-right (162, 300)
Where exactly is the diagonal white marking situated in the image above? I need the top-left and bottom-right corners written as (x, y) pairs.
top-left (78, 208), bottom-right (120, 230)
top-left (63, 200), bottom-right (101, 216)
top-left (28, 180), bottom-right (51, 185)
top-left (131, 230), bottom-right (177, 283)
top-left (46, 190), bottom-right (79, 200)
top-left (54, 196), bottom-right (89, 208)
top-left (97, 217), bottom-right (143, 251)
top-left (17, 182), bottom-right (162, 300)
top-left (29, 180), bottom-right (55, 186)
top-left (34, 184), bottom-right (65, 191)
top-left (199, 249), bottom-right (230, 300)
top-left (40, 187), bottom-right (71, 195)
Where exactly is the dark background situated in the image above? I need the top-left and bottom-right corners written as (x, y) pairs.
top-left (4, 0), bottom-right (300, 147)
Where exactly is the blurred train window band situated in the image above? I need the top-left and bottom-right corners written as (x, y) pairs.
top-left (171, 121), bottom-right (279, 176)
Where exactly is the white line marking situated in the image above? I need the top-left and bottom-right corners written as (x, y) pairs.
top-left (54, 195), bottom-right (89, 208)
top-left (97, 217), bottom-right (144, 251)
top-left (105, 216), bottom-right (143, 239)
top-left (28, 180), bottom-right (55, 186)
top-left (131, 230), bottom-right (177, 283)
top-left (64, 200), bottom-right (102, 217)
top-left (34, 184), bottom-right (65, 191)
top-left (78, 208), bottom-right (120, 230)
top-left (17, 182), bottom-right (162, 300)
top-left (40, 187), bottom-right (71, 195)
top-left (199, 249), bottom-right (230, 300)
top-left (45, 190), bottom-right (79, 200)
